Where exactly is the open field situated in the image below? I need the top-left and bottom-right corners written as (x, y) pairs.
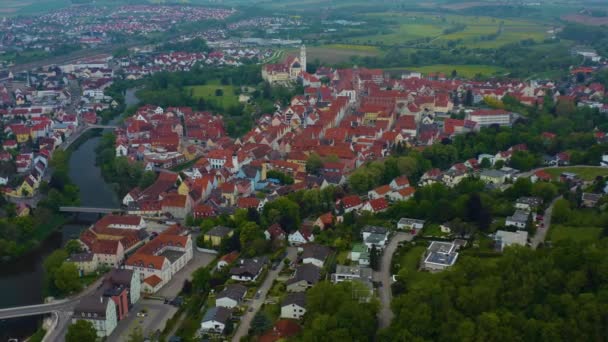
top-left (562, 14), bottom-right (608, 26)
top-left (186, 82), bottom-right (239, 109)
top-left (386, 64), bottom-right (506, 78)
top-left (543, 166), bottom-right (608, 181)
top-left (348, 12), bottom-right (547, 49)
top-left (548, 225), bottom-right (603, 242)
top-left (306, 45), bottom-right (381, 64)
top-left (1, 0), bottom-right (71, 16)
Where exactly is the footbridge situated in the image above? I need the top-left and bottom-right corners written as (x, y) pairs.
top-left (59, 206), bottom-right (124, 214)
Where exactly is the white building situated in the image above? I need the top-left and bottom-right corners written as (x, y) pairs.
top-left (494, 230), bottom-right (528, 252)
top-left (201, 307), bottom-right (231, 334)
top-left (505, 210), bottom-right (529, 230)
top-left (422, 241), bottom-right (459, 272)
top-left (280, 292), bottom-right (307, 320)
top-left (466, 109), bottom-right (512, 127)
top-left (397, 218), bottom-right (425, 232)
top-left (72, 296), bottom-right (118, 338)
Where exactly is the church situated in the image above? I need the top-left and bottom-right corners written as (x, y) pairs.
top-left (262, 45), bottom-right (307, 84)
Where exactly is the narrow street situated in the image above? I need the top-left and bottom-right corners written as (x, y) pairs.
top-left (375, 232), bottom-right (414, 329)
top-left (531, 196), bottom-right (560, 249)
top-left (231, 247), bottom-right (297, 341)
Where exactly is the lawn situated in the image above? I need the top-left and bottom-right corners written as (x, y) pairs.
top-left (386, 64), bottom-right (506, 78)
top-left (542, 166), bottom-right (608, 181)
top-left (420, 224), bottom-right (451, 238)
top-left (548, 225), bottom-right (603, 242)
top-left (1, 0), bottom-right (72, 16)
top-left (186, 82), bottom-right (239, 110)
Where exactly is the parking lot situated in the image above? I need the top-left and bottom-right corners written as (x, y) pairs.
top-left (108, 299), bottom-right (178, 341)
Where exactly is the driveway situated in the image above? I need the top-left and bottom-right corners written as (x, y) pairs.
top-left (531, 196), bottom-right (560, 249)
top-left (231, 247), bottom-right (297, 341)
top-left (375, 232), bottom-right (414, 329)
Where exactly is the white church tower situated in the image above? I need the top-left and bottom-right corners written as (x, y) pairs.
top-left (300, 45), bottom-right (307, 73)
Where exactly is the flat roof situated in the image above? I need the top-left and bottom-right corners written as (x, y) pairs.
top-left (424, 251), bottom-right (458, 266)
top-left (159, 249), bottom-right (185, 263)
top-left (427, 241), bottom-right (456, 254)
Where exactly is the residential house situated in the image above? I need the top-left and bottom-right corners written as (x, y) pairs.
top-left (288, 227), bottom-right (315, 246)
top-left (331, 265), bottom-right (373, 289)
top-left (201, 307), bottom-right (232, 334)
top-left (230, 257), bottom-right (268, 282)
top-left (515, 197), bottom-right (543, 212)
top-left (203, 226), bottom-right (234, 247)
top-left (387, 187), bottom-right (416, 202)
top-left (301, 244), bottom-right (331, 268)
top-left (280, 293), bottom-right (307, 320)
top-left (68, 253), bottom-right (99, 276)
top-left (349, 243), bottom-right (370, 266)
top-left (494, 230), bottom-right (528, 252)
top-left (217, 251), bottom-right (240, 270)
top-left (505, 210), bottom-right (529, 230)
top-left (479, 169), bottom-right (506, 185)
top-left (286, 264), bottom-right (321, 292)
top-left (336, 195), bottom-right (363, 213)
top-left (72, 296), bottom-right (118, 338)
top-left (361, 198), bottom-right (389, 213)
top-left (314, 212), bottom-right (336, 230)
top-left (215, 284), bottom-right (248, 309)
top-left (264, 223), bottom-right (286, 242)
top-left (258, 320), bottom-right (302, 342)
top-left (422, 241), bottom-right (459, 272)
top-left (361, 225), bottom-right (389, 250)
top-left (397, 218), bottom-right (425, 234)
top-left (368, 185), bottom-right (392, 200)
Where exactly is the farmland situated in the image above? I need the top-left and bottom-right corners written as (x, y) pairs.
top-left (1, 0), bottom-right (71, 16)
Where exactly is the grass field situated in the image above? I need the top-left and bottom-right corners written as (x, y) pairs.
top-left (543, 167), bottom-right (608, 181)
top-left (349, 12), bottom-right (547, 49)
top-left (386, 64), bottom-right (506, 78)
top-left (306, 45), bottom-right (381, 64)
top-left (186, 81), bottom-right (239, 110)
top-left (1, 0), bottom-right (71, 16)
top-left (549, 225), bottom-right (603, 242)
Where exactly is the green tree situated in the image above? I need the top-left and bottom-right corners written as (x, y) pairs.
top-left (250, 312), bottom-right (272, 335)
top-left (306, 153), bottom-right (323, 175)
top-left (65, 240), bottom-right (82, 255)
top-left (127, 326), bottom-right (145, 342)
top-left (54, 262), bottom-right (82, 294)
top-left (66, 320), bottom-right (97, 342)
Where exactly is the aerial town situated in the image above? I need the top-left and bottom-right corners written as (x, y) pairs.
top-left (1, 0), bottom-right (608, 341)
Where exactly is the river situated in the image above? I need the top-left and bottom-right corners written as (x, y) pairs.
top-left (0, 88), bottom-right (138, 340)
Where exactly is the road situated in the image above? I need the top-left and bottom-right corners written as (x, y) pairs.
top-left (531, 196), bottom-right (560, 249)
top-left (375, 232), bottom-right (414, 329)
top-left (231, 247), bottom-right (297, 342)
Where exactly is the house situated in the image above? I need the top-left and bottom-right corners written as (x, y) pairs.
top-left (479, 169), bottom-right (506, 185)
top-left (215, 284), bottom-right (248, 309)
top-left (349, 243), bottom-right (370, 266)
top-left (72, 296), bottom-right (118, 337)
top-left (286, 264), bottom-right (321, 292)
top-left (314, 212), bottom-right (335, 230)
top-left (368, 185), bottom-right (392, 199)
top-left (361, 198), bottom-right (389, 213)
top-left (230, 257), bottom-right (268, 282)
top-left (201, 307), bottom-right (232, 334)
top-left (494, 230), bottom-right (528, 252)
top-left (331, 265), bottom-right (373, 289)
top-left (389, 176), bottom-right (410, 190)
top-left (582, 193), bottom-right (603, 207)
top-left (258, 319), bottom-right (302, 342)
top-left (68, 252), bottom-right (99, 276)
top-left (505, 210), bottom-right (529, 230)
top-left (265, 223), bottom-right (286, 242)
top-left (361, 225), bottom-right (389, 250)
top-left (203, 226), bottom-right (234, 247)
top-left (466, 109), bottom-right (512, 127)
top-left (95, 215), bottom-right (147, 230)
top-left (422, 241), bottom-right (459, 272)
top-left (515, 197), bottom-right (543, 212)
top-left (301, 244), bottom-right (331, 268)
top-left (288, 227), bottom-right (315, 245)
top-left (387, 187), bottom-right (416, 201)
top-left (531, 170), bottom-right (552, 183)
top-left (397, 218), bottom-right (425, 234)
top-left (280, 292), bottom-right (307, 320)
top-left (217, 251), bottom-right (239, 270)
top-left (336, 195), bottom-right (363, 213)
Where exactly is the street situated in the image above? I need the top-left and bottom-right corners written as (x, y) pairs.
top-left (531, 196), bottom-right (560, 249)
top-left (231, 247), bottom-right (297, 342)
top-left (375, 232), bottom-right (414, 329)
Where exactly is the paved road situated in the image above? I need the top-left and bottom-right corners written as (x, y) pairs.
top-left (531, 196), bottom-right (560, 249)
top-left (232, 247), bottom-right (297, 342)
top-left (375, 232), bottom-right (414, 329)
